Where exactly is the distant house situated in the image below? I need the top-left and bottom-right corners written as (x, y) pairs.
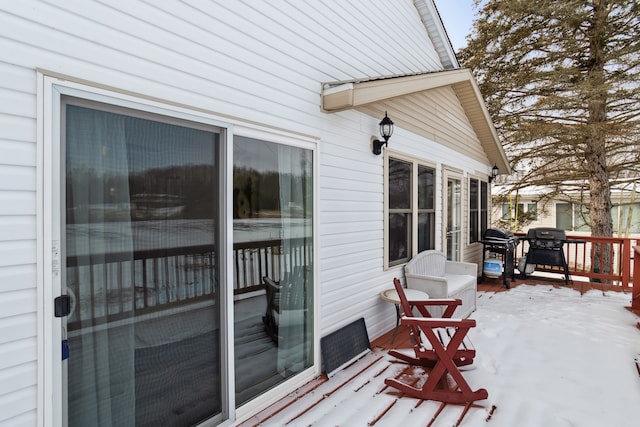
top-left (492, 185), bottom-right (640, 237)
top-left (0, 1), bottom-right (507, 426)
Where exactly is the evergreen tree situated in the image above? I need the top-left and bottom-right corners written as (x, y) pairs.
top-left (459, 0), bottom-right (640, 239)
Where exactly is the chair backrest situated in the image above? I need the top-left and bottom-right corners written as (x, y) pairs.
top-left (392, 277), bottom-right (434, 318)
top-left (392, 278), bottom-right (414, 318)
top-left (404, 250), bottom-right (446, 277)
top-left (263, 276), bottom-right (281, 308)
top-left (392, 278), bottom-right (431, 354)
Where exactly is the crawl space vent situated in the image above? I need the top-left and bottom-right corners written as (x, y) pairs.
top-left (321, 317), bottom-right (371, 376)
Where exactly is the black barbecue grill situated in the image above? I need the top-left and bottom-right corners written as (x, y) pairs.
top-left (520, 227), bottom-right (585, 284)
top-left (480, 228), bottom-right (520, 288)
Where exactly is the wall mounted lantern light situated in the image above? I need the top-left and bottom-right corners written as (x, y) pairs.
top-left (488, 164), bottom-right (499, 183)
top-left (371, 112), bottom-right (394, 155)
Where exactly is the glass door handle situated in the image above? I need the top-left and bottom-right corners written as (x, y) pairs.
top-left (54, 295), bottom-right (71, 317)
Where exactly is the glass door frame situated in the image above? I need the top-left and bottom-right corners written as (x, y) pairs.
top-left (41, 76), bottom-right (320, 427)
top-left (443, 168), bottom-right (463, 262)
top-left (42, 77), bottom-right (233, 427)
top-left (231, 127), bottom-right (320, 422)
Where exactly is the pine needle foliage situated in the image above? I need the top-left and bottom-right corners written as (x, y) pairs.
top-left (459, 0), bottom-right (640, 237)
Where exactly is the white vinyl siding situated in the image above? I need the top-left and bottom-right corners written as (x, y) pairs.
top-left (0, 52), bottom-right (39, 424)
top-left (358, 85), bottom-right (487, 164)
top-left (1, 0), bottom-right (442, 132)
top-left (0, 1), bottom-right (495, 424)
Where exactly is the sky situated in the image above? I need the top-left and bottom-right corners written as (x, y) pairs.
top-left (248, 284), bottom-right (640, 426)
top-left (433, 0), bottom-right (479, 51)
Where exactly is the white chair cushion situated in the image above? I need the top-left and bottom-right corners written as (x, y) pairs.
top-left (446, 274), bottom-right (475, 294)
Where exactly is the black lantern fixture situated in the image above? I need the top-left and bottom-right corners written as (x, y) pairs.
top-left (488, 164), bottom-right (499, 183)
top-left (372, 112), bottom-right (394, 155)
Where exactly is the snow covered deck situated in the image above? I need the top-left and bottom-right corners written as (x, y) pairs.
top-left (238, 280), bottom-right (640, 427)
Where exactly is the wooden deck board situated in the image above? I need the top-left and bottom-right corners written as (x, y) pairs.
top-left (237, 276), bottom-right (633, 427)
top-left (238, 349), bottom-right (493, 427)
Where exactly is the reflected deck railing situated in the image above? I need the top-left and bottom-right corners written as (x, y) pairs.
top-left (66, 238), bottom-right (311, 330)
top-left (66, 233), bottom-right (636, 330)
top-left (233, 238), bottom-right (311, 294)
top-left (514, 232), bottom-right (638, 288)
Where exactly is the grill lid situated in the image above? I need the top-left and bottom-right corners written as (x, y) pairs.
top-left (526, 227), bottom-right (567, 241)
top-left (482, 228), bottom-right (519, 247)
top-left (526, 227), bottom-right (567, 249)
top-left (484, 228), bottom-right (515, 240)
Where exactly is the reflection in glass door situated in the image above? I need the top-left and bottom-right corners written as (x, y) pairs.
top-left (233, 136), bottom-right (314, 406)
top-left (62, 100), bottom-right (222, 426)
top-left (446, 173), bottom-right (462, 261)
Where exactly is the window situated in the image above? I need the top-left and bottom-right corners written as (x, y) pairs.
top-left (574, 204), bottom-right (591, 231)
top-left (469, 178), bottom-right (489, 243)
top-left (501, 202), bottom-right (537, 222)
top-left (501, 203), bottom-right (511, 221)
top-left (233, 136), bottom-right (314, 405)
top-left (386, 156), bottom-right (435, 266)
top-left (527, 202), bottom-right (538, 220)
top-left (614, 203), bottom-right (640, 233)
top-left (418, 164), bottom-right (436, 253)
top-left (560, 202), bottom-right (640, 233)
top-left (502, 203), bottom-right (525, 221)
top-left (481, 180), bottom-right (489, 237)
top-left (556, 202), bottom-right (589, 231)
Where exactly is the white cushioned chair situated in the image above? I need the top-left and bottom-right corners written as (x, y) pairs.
top-left (404, 250), bottom-right (478, 319)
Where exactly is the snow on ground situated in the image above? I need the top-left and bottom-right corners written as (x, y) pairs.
top-left (249, 285), bottom-right (640, 427)
top-left (466, 285), bottom-right (640, 427)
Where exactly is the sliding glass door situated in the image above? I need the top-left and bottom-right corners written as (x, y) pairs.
top-left (233, 136), bottom-right (314, 406)
top-left (56, 93), bottom-right (315, 426)
top-left (62, 99), bottom-right (222, 426)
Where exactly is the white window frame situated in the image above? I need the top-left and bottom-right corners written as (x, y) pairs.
top-left (384, 151), bottom-right (436, 269)
top-left (468, 175), bottom-right (489, 244)
top-left (442, 167), bottom-right (464, 261)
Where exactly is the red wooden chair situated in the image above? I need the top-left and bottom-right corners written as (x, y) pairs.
top-left (385, 278), bottom-right (488, 404)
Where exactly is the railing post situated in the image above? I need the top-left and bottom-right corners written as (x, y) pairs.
top-left (621, 238), bottom-right (631, 288)
top-left (633, 246), bottom-right (640, 311)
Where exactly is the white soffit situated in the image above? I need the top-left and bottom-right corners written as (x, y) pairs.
top-left (321, 69), bottom-right (510, 173)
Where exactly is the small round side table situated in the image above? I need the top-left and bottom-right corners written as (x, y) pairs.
top-left (380, 288), bottom-right (429, 343)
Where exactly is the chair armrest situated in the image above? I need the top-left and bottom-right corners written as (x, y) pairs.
top-left (263, 276), bottom-right (282, 291)
top-left (406, 298), bottom-right (462, 318)
top-left (405, 272), bottom-right (447, 284)
top-left (405, 273), bottom-right (448, 299)
top-left (401, 316), bottom-right (476, 329)
top-left (445, 261), bottom-right (478, 276)
top-left (406, 298), bottom-right (461, 307)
